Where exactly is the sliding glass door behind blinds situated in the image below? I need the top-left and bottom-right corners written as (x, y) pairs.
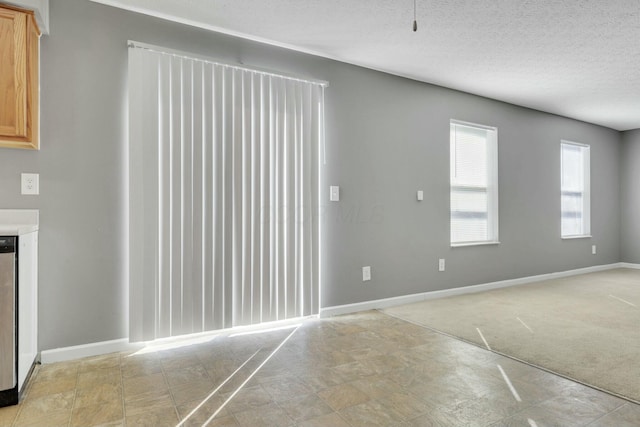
top-left (129, 43), bottom-right (325, 342)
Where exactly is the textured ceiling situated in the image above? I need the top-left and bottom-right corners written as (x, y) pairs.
top-left (93, 0), bottom-right (640, 131)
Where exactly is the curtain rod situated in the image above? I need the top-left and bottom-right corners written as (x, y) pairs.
top-left (128, 40), bottom-right (329, 88)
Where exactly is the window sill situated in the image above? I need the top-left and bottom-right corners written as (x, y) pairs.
top-left (451, 241), bottom-right (500, 248)
top-left (561, 235), bottom-right (592, 240)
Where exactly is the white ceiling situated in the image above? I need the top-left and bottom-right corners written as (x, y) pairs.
top-left (94, 0), bottom-right (640, 131)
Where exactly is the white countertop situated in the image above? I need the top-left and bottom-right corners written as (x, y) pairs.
top-left (0, 210), bottom-right (39, 236)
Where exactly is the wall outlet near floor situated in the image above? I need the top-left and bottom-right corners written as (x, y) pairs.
top-left (438, 258), bottom-right (445, 272)
top-left (362, 266), bottom-right (371, 281)
top-left (21, 173), bottom-right (39, 195)
top-left (592, 245), bottom-right (597, 255)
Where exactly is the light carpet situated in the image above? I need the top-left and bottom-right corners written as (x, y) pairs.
top-left (384, 268), bottom-right (640, 403)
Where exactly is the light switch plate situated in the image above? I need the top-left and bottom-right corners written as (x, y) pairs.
top-left (21, 173), bottom-right (39, 195)
top-left (417, 190), bottom-right (424, 201)
top-left (330, 185), bottom-right (340, 201)
top-left (362, 266), bottom-right (371, 281)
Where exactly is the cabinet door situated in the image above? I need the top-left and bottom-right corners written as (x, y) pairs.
top-left (0, 8), bottom-right (28, 139)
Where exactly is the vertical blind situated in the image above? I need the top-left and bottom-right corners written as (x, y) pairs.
top-left (450, 120), bottom-right (499, 245)
top-left (128, 42), bottom-right (325, 342)
top-left (561, 141), bottom-right (590, 237)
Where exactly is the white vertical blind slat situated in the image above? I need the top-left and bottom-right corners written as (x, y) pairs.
top-left (129, 46), bottom-right (323, 341)
top-left (182, 58), bottom-right (194, 336)
top-left (158, 54), bottom-right (172, 338)
top-left (170, 57), bottom-right (183, 336)
top-left (192, 60), bottom-right (205, 333)
top-left (202, 62), bottom-right (214, 332)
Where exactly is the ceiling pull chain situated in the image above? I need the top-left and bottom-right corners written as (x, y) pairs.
top-left (413, 0), bottom-right (418, 31)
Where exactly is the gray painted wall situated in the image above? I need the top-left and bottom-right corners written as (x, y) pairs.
top-left (621, 129), bottom-right (640, 262)
top-left (0, 0), bottom-right (622, 350)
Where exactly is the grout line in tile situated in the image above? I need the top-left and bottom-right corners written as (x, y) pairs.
top-left (158, 354), bottom-right (181, 424)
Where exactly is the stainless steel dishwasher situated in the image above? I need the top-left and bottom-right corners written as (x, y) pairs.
top-left (0, 236), bottom-right (17, 407)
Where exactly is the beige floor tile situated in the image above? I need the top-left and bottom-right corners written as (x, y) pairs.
top-left (26, 375), bottom-right (77, 399)
top-left (124, 390), bottom-right (174, 417)
top-left (276, 392), bottom-right (333, 422)
top-left (13, 408), bottom-right (71, 427)
top-left (18, 390), bottom-right (75, 420)
top-left (529, 395), bottom-right (613, 424)
top-left (297, 366), bottom-right (347, 392)
top-left (330, 360), bottom-right (375, 382)
top-left (176, 394), bottom-right (230, 424)
top-left (164, 363), bottom-right (210, 388)
top-left (216, 371), bottom-right (256, 395)
top-left (170, 378), bottom-right (216, 406)
top-left (339, 400), bottom-right (405, 427)
top-left (203, 358), bottom-right (243, 382)
top-left (70, 400), bottom-right (123, 427)
top-left (493, 405), bottom-right (585, 427)
top-left (79, 353), bottom-right (121, 372)
top-left (360, 354), bottom-right (410, 375)
top-left (125, 407), bottom-right (178, 427)
top-left (317, 383), bottom-right (371, 411)
top-left (429, 396), bottom-right (518, 426)
top-left (350, 375), bottom-right (405, 400)
top-left (377, 390), bottom-right (433, 420)
top-left (588, 403), bottom-right (640, 427)
top-left (223, 385), bottom-right (273, 414)
top-left (203, 415), bottom-right (241, 427)
top-left (251, 368), bottom-right (300, 385)
top-left (558, 383), bottom-right (628, 413)
top-left (120, 358), bottom-right (162, 379)
top-left (297, 412), bottom-right (351, 427)
top-left (260, 378), bottom-right (311, 402)
top-left (34, 361), bottom-right (79, 383)
top-left (342, 346), bottom-right (385, 360)
top-left (8, 310), bottom-right (640, 427)
top-left (77, 366), bottom-right (121, 389)
top-left (159, 354), bottom-right (201, 371)
top-left (123, 372), bottom-right (167, 398)
top-left (0, 404), bottom-right (19, 427)
top-left (232, 402), bottom-right (294, 427)
top-left (74, 382), bottom-right (122, 408)
top-left (406, 412), bottom-right (451, 427)
top-left (311, 350), bottom-right (356, 367)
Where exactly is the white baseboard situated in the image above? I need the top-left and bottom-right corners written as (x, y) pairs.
top-left (41, 262), bottom-right (631, 363)
top-left (39, 316), bottom-right (313, 364)
top-left (320, 262), bottom-right (624, 318)
top-left (619, 262), bottom-right (640, 269)
top-left (40, 338), bottom-right (143, 364)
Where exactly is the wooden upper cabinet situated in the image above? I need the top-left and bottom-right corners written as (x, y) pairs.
top-left (0, 4), bottom-right (40, 150)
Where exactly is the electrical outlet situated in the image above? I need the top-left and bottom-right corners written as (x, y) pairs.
top-left (21, 173), bottom-right (39, 195)
top-left (362, 266), bottom-right (371, 281)
top-left (592, 245), bottom-right (597, 255)
top-left (438, 258), bottom-right (445, 272)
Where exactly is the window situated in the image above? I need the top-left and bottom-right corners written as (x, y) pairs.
top-left (450, 120), bottom-right (499, 246)
top-left (561, 141), bottom-right (590, 238)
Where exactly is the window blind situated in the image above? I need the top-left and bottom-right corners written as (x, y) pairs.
top-left (450, 121), bottom-right (499, 245)
top-left (128, 42), bottom-right (325, 342)
top-left (561, 141), bottom-right (590, 237)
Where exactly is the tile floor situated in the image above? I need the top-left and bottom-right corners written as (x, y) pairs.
top-left (0, 310), bottom-right (639, 427)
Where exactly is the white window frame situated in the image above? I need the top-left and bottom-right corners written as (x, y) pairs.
top-left (560, 140), bottom-right (591, 239)
top-left (450, 119), bottom-right (499, 247)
